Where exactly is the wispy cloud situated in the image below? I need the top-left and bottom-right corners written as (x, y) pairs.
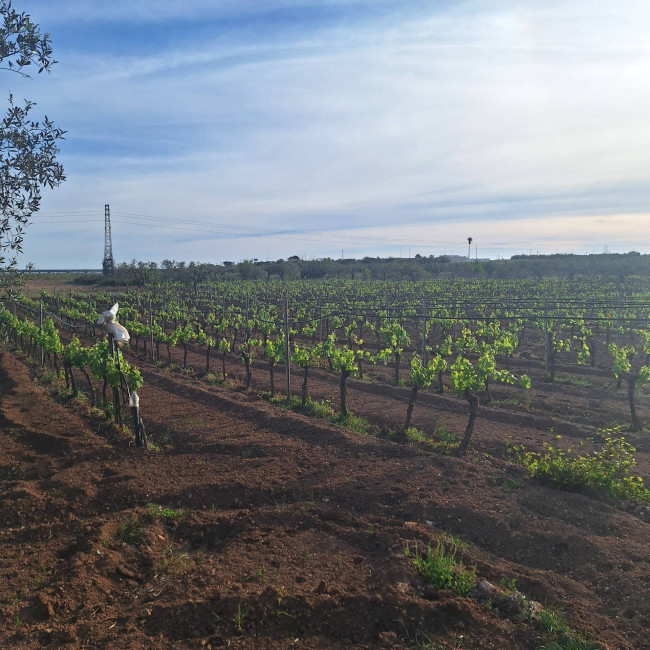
top-left (12, 1), bottom-right (650, 266)
top-left (23, 0), bottom-right (427, 26)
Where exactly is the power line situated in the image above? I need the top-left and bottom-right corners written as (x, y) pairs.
top-left (30, 210), bottom-right (457, 246)
top-left (27, 210), bottom-right (647, 252)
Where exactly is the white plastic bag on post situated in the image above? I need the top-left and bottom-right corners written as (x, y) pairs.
top-left (96, 303), bottom-right (130, 343)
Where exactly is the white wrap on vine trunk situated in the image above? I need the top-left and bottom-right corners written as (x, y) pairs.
top-left (96, 303), bottom-right (130, 343)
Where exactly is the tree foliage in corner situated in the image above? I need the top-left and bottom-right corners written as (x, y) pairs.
top-left (1, 0), bottom-right (65, 288)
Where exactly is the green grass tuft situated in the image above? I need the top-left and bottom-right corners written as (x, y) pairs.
top-left (405, 537), bottom-right (476, 597)
top-left (116, 515), bottom-right (145, 547)
top-left (271, 395), bottom-right (371, 433)
top-left (148, 503), bottom-right (183, 519)
top-left (537, 606), bottom-right (600, 649)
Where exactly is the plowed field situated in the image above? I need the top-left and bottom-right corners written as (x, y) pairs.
top-left (1, 330), bottom-right (649, 649)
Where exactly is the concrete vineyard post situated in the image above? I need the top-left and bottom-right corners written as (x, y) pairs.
top-left (130, 391), bottom-right (146, 447)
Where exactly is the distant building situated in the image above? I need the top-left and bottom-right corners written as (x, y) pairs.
top-left (445, 255), bottom-right (490, 263)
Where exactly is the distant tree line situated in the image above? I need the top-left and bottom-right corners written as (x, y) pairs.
top-left (73, 251), bottom-right (650, 287)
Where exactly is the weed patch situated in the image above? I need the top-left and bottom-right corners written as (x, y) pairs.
top-left (271, 395), bottom-right (371, 433)
top-left (332, 412), bottom-right (370, 433)
top-left (160, 542), bottom-right (190, 575)
top-left (555, 375), bottom-right (591, 388)
top-left (510, 426), bottom-right (650, 502)
top-left (116, 515), bottom-right (145, 547)
top-left (232, 602), bottom-right (249, 631)
top-left (405, 538), bottom-right (476, 597)
top-left (148, 503), bottom-right (183, 520)
top-left (404, 427), bottom-right (428, 443)
top-left (271, 395), bottom-right (334, 418)
top-left (433, 427), bottom-right (460, 452)
top-left (536, 606), bottom-right (600, 649)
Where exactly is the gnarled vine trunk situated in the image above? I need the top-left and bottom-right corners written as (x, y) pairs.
top-left (404, 384), bottom-right (418, 429)
top-left (457, 390), bottom-right (479, 457)
top-left (340, 368), bottom-right (350, 417)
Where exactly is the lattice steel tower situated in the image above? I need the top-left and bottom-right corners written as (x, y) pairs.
top-left (102, 204), bottom-right (114, 275)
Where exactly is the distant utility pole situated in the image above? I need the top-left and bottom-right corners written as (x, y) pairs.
top-left (103, 204), bottom-right (114, 275)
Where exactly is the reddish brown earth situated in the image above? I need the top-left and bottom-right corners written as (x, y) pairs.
top-left (1, 327), bottom-right (650, 649)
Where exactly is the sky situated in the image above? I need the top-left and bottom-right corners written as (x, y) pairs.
top-left (5, 0), bottom-right (650, 268)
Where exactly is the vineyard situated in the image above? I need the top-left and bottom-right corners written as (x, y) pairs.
top-left (1, 275), bottom-right (650, 649)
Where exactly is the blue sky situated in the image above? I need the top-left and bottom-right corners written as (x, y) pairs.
top-left (6, 0), bottom-right (650, 268)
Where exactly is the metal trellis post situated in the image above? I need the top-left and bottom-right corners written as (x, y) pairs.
top-left (421, 295), bottom-right (427, 361)
top-left (149, 298), bottom-right (154, 361)
top-left (284, 296), bottom-right (291, 401)
top-left (39, 302), bottom-right (44, 366)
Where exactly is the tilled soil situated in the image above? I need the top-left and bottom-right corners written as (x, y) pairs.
top-left (1, 340), bottom-right (649, 649)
